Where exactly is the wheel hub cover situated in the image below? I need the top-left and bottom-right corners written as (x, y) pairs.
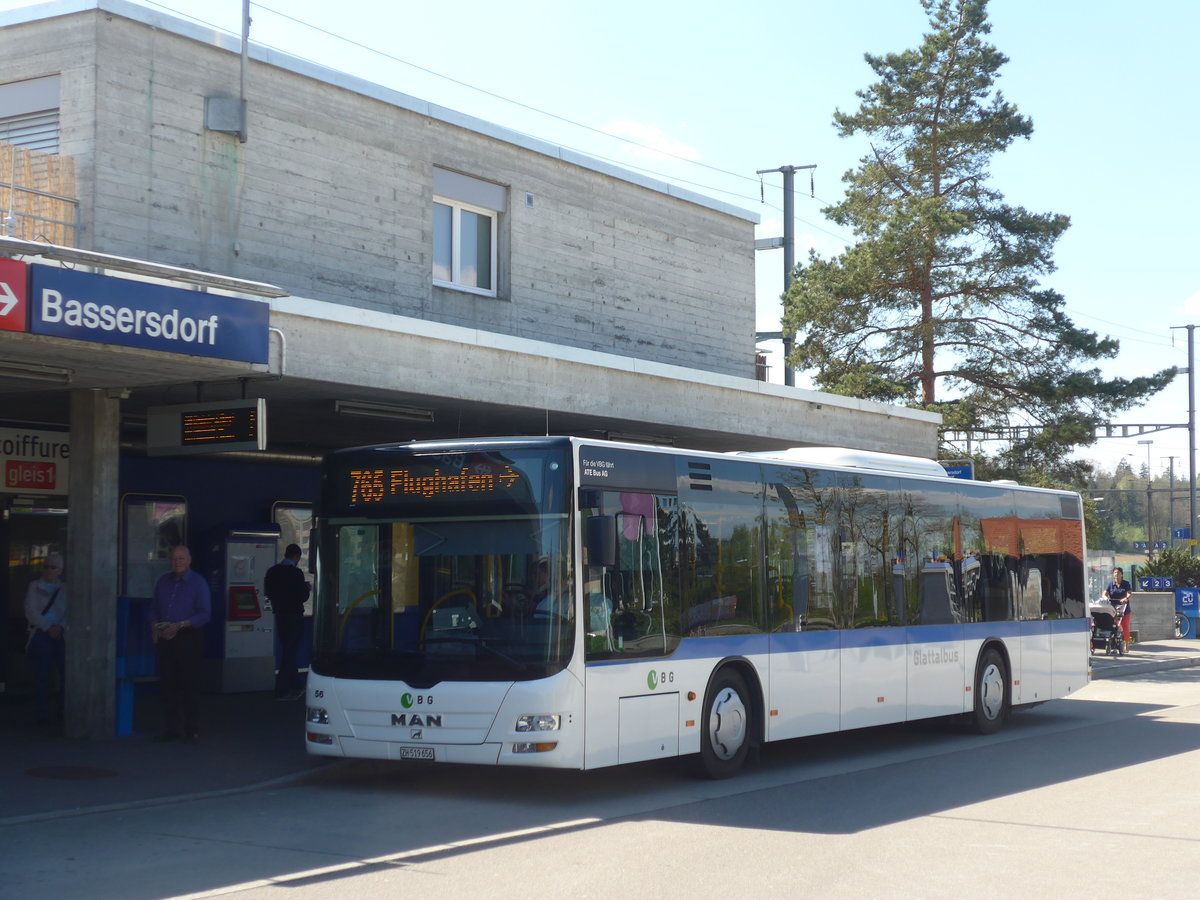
top-left (709, 687), bottom-right (747, 759)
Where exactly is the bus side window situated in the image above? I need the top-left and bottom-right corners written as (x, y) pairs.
top-left (584, 493), bottom-right (680, 659)
top-left (766, 468), bottom-right (836, 631)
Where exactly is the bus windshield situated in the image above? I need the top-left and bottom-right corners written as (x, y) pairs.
top-left (312, 445), bottom-right (573, 686)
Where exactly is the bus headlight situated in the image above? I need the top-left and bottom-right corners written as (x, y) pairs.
top-left (307, 706), bottom-right (329, 725)
top-left (515, 714), bottom-right (561, 732)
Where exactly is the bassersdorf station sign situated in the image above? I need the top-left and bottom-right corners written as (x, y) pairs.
top-left (13, 263), bottom-right (269, 364)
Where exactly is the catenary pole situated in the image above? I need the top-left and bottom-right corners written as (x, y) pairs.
top-left (1190, 325), bottom-right (1196, 555)
top-left (756, 164), bottom-right (815, 388)
top-left (1173, 324), bottom-right (1198, 556)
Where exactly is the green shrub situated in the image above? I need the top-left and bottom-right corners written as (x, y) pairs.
top-left (1138, 548), bottom-right (1200, 588)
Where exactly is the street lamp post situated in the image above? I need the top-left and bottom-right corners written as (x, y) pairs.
top-left (1138, 439), bottom-right (1154, 560)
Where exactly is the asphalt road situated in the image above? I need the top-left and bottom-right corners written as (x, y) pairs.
top-left (3, 670), bottom-right (1198, 900)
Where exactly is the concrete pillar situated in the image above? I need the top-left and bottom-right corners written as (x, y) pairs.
top-left (65, 389), bottom-right (120, 739)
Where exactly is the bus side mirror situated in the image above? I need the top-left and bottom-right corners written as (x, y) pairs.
top-left (586, 515), bottom-right (617, 568)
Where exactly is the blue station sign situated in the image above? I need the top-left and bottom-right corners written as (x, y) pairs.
top-left (1140, 576), bottom-right (1175, 590)
top-left (28, 264), bottom-right (269, 364)
top-left (1178, 588), bottom-right (1198, 613)
top-left (939, 460), bottom-right (974, 480)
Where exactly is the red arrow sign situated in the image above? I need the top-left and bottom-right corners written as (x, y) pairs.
top-left (0, 258), bottom-right (28, 332)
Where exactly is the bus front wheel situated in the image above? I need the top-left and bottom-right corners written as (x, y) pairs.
top-left (970, 648), bottom-right (1010, 735)
top-left (698, 668), bottom-right (753, 779)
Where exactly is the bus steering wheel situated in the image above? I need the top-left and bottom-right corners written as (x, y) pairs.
top-left (419, 588), bottom-right (478, 648)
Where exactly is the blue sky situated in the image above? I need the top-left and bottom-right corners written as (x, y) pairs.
top-left (6, 0), bottom-right (1198, 476)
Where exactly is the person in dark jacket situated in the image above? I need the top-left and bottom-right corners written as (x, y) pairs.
top-left (264, 543), bottom-right (310, 700)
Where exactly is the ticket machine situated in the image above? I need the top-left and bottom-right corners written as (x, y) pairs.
top-left (219, 526), bottom-right (279, 692)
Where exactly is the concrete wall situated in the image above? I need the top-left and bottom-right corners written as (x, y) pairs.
top-left (271, 300), bottom-right (943, 457)
top-left (1128, 592), bottom-right (1175, 642)
top-left (0, 4), bottom-right (758, 379)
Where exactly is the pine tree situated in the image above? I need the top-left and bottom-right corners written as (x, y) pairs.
top-left (782, 0), bottom-right (1175, 482)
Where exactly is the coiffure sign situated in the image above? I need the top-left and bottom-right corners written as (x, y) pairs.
top-left (28, 264), bottom-right (269, 364)
top-left (0, 427), bottom-right (69, 495)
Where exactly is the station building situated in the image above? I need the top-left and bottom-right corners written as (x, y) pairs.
top-left (0, 0), bottom-right (939, 737)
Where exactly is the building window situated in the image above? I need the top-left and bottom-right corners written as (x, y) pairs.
top-left (432, 168), bottom-right (506, 298)
top-left (433, 197), bottom-right (496, 295)
top-left (0, 75), bottom-right (60, 153)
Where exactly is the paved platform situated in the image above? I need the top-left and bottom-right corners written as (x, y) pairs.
top-left (2, 638), bottom-right (1198, 826)
top-left (0, 688), bottom-right (333, 826)
top-left (1088, 636), bottom-right (1200, 679)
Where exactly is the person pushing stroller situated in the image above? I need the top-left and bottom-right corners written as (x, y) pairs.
top-left (1102, 567), bottom-right (1133, 648)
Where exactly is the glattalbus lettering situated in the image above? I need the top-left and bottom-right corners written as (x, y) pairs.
top-left (39, 289), bottom-right (221, 345)
top-left (912, 647), bottom-right (961, 666)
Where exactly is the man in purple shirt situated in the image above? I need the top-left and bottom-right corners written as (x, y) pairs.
top-left (151, 545), bottom-right (211, 743)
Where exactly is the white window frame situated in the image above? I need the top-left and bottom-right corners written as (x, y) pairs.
top-left (433, 195), bottom-right (498, 297)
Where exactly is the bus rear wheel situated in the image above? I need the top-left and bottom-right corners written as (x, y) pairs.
top-left (970, 648), bottom-right (1010, 735)
top-left (697, 668), bottom-right (753, 779)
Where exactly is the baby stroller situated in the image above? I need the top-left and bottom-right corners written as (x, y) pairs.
top-left (1090, 598), bottom-right (1128, 655)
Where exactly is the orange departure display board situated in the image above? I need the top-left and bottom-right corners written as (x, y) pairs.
top-left (147, 399), bottom-right (266, 456)
top-left (181, 405), bottom-right (259, 447)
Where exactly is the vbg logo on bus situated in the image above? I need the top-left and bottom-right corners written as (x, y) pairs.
top-left (394, 692), bottom-right (441, 727)
top-left (647, 670), bottom-right (675, 690)
top-left (912, 647), bottom-right (960, 666)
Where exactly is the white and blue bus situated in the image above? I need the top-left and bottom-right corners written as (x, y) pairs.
top-left (305, 437), bottom-right (1089, 778)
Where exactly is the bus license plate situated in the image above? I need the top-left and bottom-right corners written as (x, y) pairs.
top-left (400, 747), bottom-right (435, 761)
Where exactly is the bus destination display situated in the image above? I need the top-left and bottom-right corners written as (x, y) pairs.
top-left (348, 464), bottom-right (521, 503)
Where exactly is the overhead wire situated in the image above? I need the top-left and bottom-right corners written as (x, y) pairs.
top-left (142, 0), bottom-right (843, 232)
top-left (141, 0), bottom-right (1182, 353)
top-left (250, 2), bottom-right (770, 188)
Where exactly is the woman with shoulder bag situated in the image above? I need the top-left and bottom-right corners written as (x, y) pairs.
top-left (25, 552), bottom-right (67, 726)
